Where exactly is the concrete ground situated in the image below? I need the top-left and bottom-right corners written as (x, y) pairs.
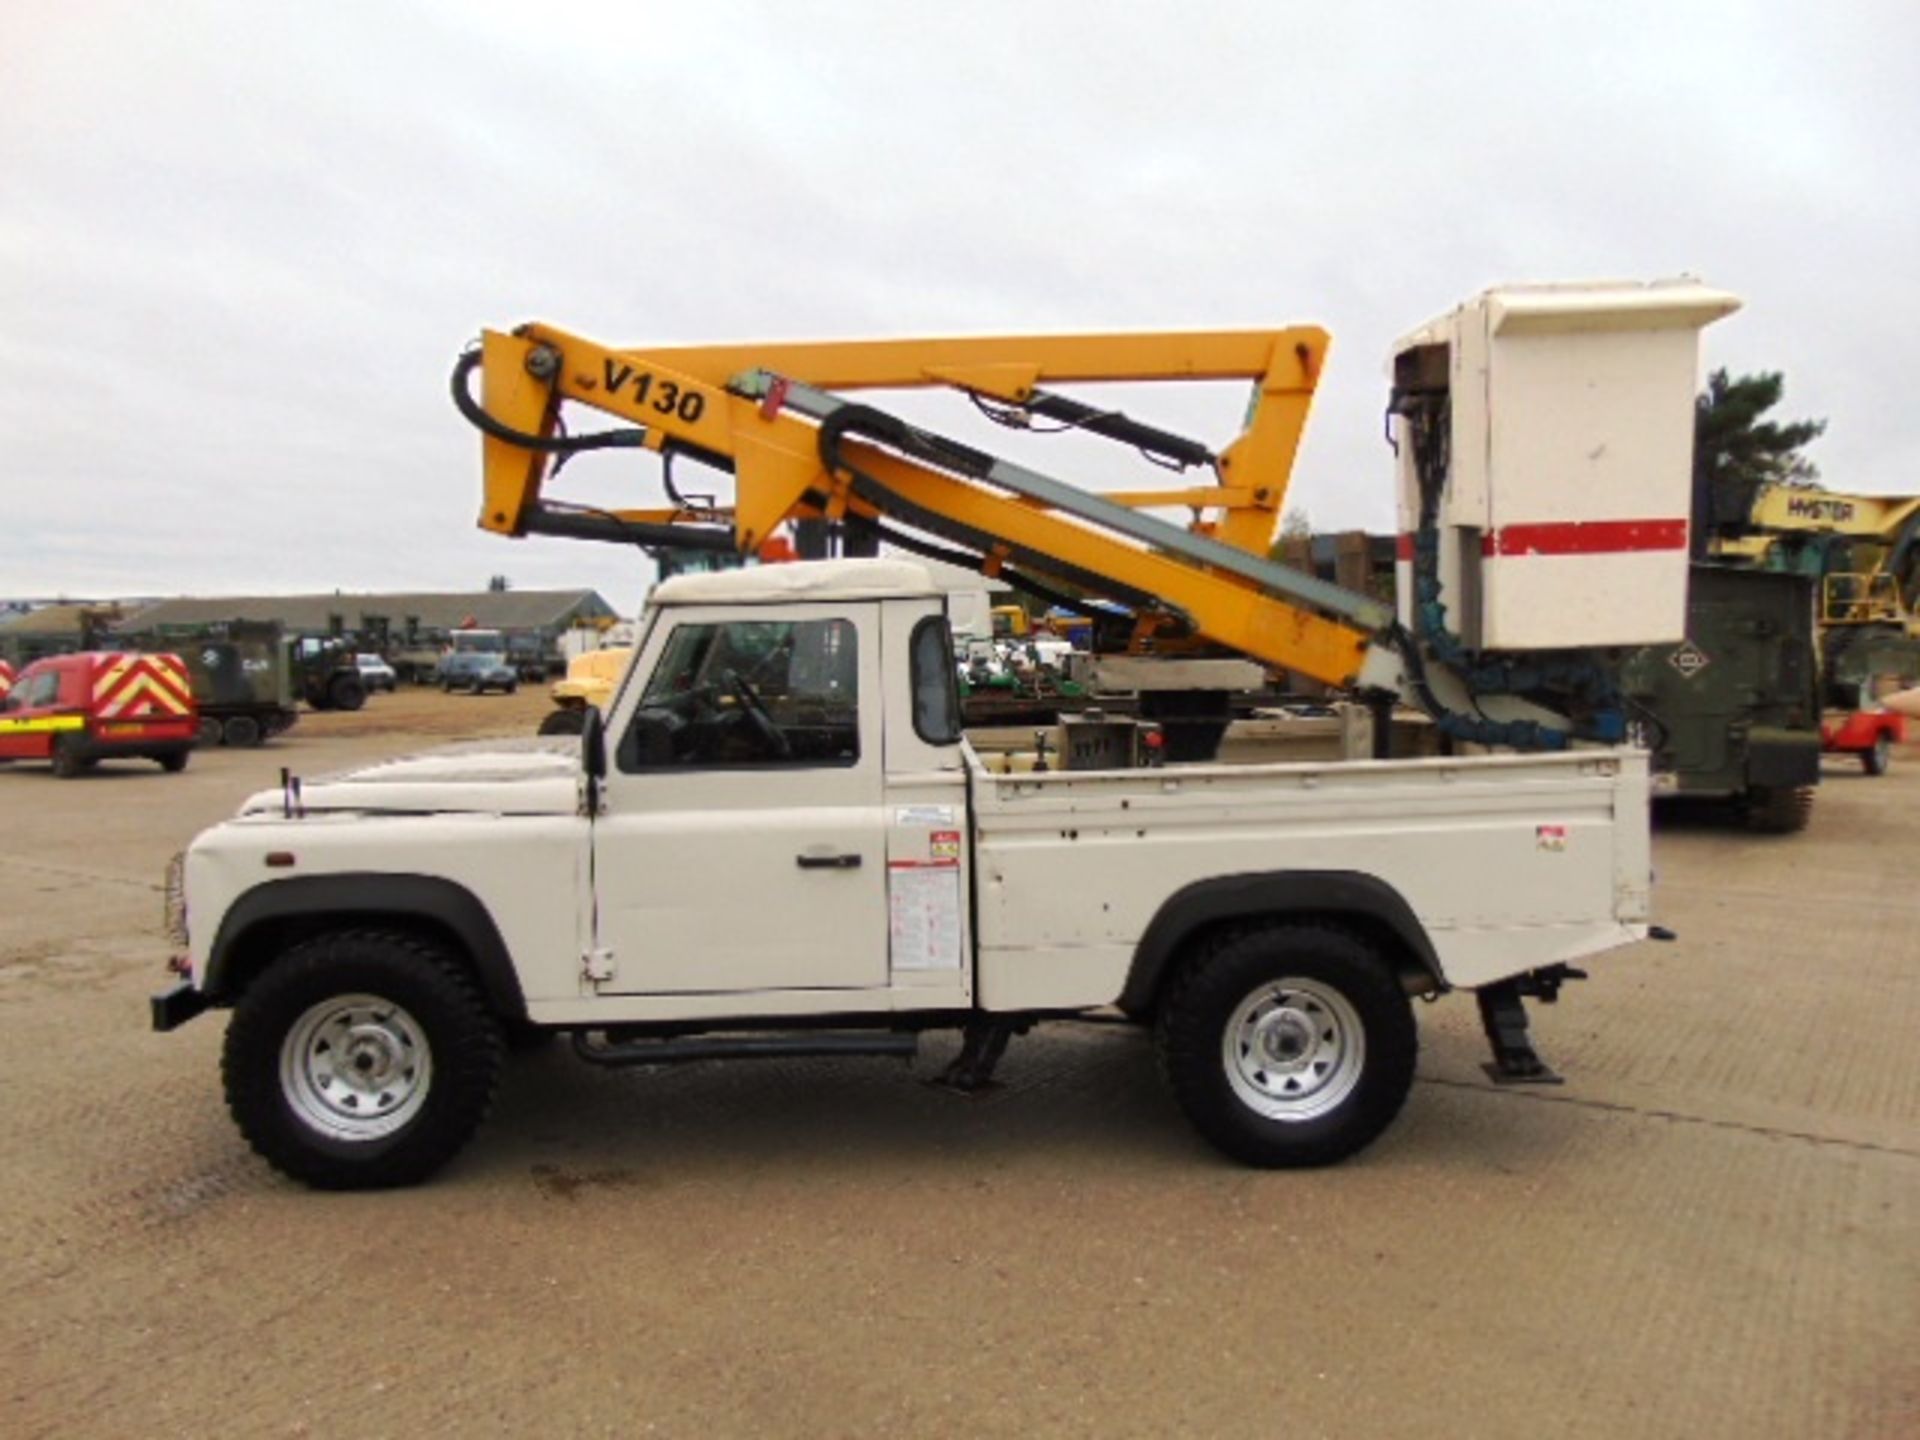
top-left (1, 688), bottom-right (1913, 1438)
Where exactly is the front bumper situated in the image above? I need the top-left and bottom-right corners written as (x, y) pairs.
top-left (151, 981), bottom-right (211, 1032)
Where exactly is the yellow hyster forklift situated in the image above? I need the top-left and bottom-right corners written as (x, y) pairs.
top-left (1706, 479), bottom-right (1920, 774)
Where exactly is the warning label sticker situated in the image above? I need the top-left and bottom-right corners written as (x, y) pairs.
top-left (895, 804), bottom-right (956, 827)
top-left (889, 865), bottom-right (962, 971)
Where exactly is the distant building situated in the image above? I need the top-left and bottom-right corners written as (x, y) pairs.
top-left (0, 603), bottom-right (130, 665)
top-left (119, 589), bottom-right (616, 637)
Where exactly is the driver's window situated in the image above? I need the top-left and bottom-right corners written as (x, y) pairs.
top-left (620, 618), bottom-right (859, 770)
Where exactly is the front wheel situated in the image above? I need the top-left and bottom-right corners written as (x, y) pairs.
top-left (51, 737), bottom-right (92, 779)
top-left (1155, 924), bottom-right (1417, 1168)
top-left (221, 929), bottom-right (504, 1189)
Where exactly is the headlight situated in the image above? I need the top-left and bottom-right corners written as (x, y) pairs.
top-left (162, 851), bottom-right (187, 948)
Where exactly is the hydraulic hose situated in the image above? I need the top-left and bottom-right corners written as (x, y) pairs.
top-left (450, 348), bottom-right (647, 454)
top-left (815, 404), bottom-right (1168, 616)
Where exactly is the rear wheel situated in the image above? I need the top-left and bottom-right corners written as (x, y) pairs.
top-left (223, 714), bottom-right (262, 749)
top-left (1746, 784), bottom-right (1813, 833)
top-left (1863, 733), bottom-right (1892, 777)
top-left (157, 751), bottom-right (190, 773)
top-left (222, 929), bottom-right (504, 1189)
top-left (329, 673), bottom-right (366, 712)
top-left (198, 716), bottom-right (225, 746)
top-left (1156, 923), bottom-right (1417, 1168)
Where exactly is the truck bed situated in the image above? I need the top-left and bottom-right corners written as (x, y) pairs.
top-left (964, 744), bottom-right (1651, 1009)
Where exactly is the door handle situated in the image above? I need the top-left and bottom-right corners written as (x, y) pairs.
top-left (796, 852), bottom-right (862, 870)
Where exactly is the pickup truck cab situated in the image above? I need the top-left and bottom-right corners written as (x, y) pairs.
top-left (1, 651), bottom-right (197, 777)
top-left (155, 560), bottom-right (1654, 1189)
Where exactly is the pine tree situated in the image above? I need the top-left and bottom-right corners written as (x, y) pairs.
top-left (1695, 369), bottom-right (1826, 492)
top-left (1692, 370), bottom-right (1826, 549)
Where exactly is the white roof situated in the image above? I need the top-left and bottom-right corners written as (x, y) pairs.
top-left (651, 558), bottom-right (943, 606)
top-left (906, 554), bottom-right (1013, 595)
top-left (1394, 277), bottom-right (1741, 354)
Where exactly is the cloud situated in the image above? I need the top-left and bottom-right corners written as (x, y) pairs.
top-left (3, 0), bottom-right (1914, 612)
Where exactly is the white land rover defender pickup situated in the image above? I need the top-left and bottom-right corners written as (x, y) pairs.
top-left (154, 559), bottom-right (1654, 1189)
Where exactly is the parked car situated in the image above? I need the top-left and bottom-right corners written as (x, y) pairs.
top-left (439, 652), bottom-right (518, 695)
top-left (354, 654), bottom-right (398, 693)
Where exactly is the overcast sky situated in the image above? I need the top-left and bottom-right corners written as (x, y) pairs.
top-left (4, 1), bottom-right (1915, 614)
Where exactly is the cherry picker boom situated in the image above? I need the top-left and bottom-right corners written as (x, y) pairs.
top-left (453, 280), bottom-right (1739, 749)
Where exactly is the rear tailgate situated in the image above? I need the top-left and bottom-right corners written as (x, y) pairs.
top-left (90, 653), bottom-right (197, 738)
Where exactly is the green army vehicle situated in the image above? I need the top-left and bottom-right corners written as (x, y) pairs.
top-left (1618, 564), bottom-right (1821, 832)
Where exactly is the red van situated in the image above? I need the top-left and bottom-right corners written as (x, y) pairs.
top-left (0, 652), bottom-right (198, 778)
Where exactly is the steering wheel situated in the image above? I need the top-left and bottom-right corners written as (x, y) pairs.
top-left (725, 668), bottom-right (792, 759)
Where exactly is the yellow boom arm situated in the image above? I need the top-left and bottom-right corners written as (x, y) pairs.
top-left (462, 321), bottom-right (1389, 687)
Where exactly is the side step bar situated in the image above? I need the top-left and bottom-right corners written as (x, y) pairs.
top-left (572, 1031), bottom-right (918, 1068)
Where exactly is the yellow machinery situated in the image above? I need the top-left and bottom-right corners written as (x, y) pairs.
top-left (1709, 482), bottom-right (1920, 631)
top-left (451, 283), bottom-right (1736, 750)
top-left (457, 322), bottom-right (1381, 688)
top-left (989, 604), bottom-right (1031, 640)
top-left (539, 646), bottom-right (633, 735)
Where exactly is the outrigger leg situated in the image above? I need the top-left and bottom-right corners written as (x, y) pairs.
top-left (1476, 981), bottom-right (1564, 1085)
top-left (935, 1022), bottom-right (1017, 1093)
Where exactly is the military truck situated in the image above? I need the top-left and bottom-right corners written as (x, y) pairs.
top-left (124, 622), bottom-right (365, 747)
top-left (289, 635), bottom-right (369, 713)
top-left (1617, 565), bottom-right (1821, 832)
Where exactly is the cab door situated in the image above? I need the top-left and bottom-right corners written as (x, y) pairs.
top-left (0, 663), bottom-right (70, 760)
top-left (591, 602), bottom-right (888, 996)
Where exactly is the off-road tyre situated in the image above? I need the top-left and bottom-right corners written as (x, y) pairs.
top-left (1155, 922), bottom-right (1417, 1168)
top-left (1746, 784), bottom-right (1813, 833)
top-left (198, 716), bottom-right (225, 746)
top-left (1863, 733), bottom-right (1892, 777)
top-left (157, 751), bottom-right (190, 773)
top-left (222, 714), bottom-right (262, 748)
top-left (329, 674), bottom-right (367, 712)
top-left (504, 1019), bottom-right (560, 1054)
top-left (222, 928), bottom-right (504, 1190)
top-left (538, 707), bottom-right (588, 737)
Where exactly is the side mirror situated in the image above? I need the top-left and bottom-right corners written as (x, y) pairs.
top-left (582, 705), bottom-right (607, 781)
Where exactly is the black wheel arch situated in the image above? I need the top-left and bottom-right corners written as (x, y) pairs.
top-left (203, 873), bottom-right (528, 1022)
top-left (1119, 871), bottom-right (1444, 1016)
